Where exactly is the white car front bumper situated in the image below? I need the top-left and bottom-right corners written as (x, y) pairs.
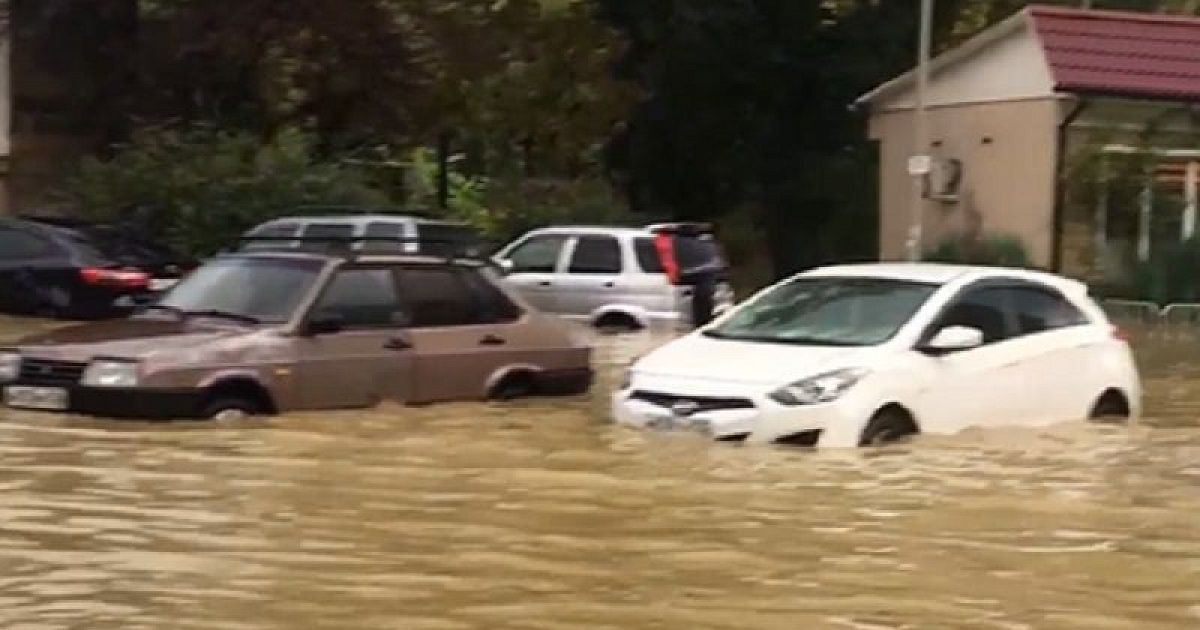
top-left (611, 379), bottom-right (873, 448)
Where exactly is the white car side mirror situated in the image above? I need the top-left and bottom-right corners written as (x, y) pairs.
top-left (923, 326), bottom-right (984, 353)
top-left (494, 258), bottom-right (514, 275)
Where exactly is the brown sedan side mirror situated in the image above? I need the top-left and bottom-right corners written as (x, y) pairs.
top-left (304, 313), bottom-right (345, 336)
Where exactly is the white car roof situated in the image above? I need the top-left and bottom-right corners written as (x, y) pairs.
top-left (801, 263), bottom-right (1088, 296)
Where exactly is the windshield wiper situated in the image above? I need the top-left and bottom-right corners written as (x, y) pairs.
top-left (703, 330), bottom-right (862, 347)
top-left (183, 309), bottom-right (262, 325)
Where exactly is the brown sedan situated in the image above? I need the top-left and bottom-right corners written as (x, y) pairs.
top-left (0, 250), bottom-right (592, 419)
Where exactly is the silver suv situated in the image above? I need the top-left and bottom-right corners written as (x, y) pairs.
top-left (493, 224), bottom-right (734, 332)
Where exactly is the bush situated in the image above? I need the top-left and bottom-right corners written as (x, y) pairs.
top-left (1131, 239), bottom-right (1200, 304)
top-left (57, 124), bottom-right (388, 256)
top-left (924, 233), bottom-right (1031, 268)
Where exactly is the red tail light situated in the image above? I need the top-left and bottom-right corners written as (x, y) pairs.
top-left (653, 233), bottom-right (680, 284)
top-left (80, 267), bottom-right (150, 289)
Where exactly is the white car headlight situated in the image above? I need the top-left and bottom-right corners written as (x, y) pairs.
top-left (81, 360), bottom-right (140, 388)
top-left (0, 351), bottom-right (20, 383)
top-left (769, 368), bottom-right (868, 406)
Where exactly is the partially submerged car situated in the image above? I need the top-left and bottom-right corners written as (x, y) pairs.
top-left (0, 216), bottom-right (193, 319)
top-left (241, 211), bottom-right (487, 257)
top-left (613, 263), bottom-right (1141, 448)
top-left (0, 236), bottom-right (592, 420)
top-left (492, 223), bottom-right (734, 332)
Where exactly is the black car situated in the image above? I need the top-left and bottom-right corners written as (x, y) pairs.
top-left (0, 216), bottom-right (193, 318)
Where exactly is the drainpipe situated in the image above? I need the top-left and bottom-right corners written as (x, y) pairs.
top-left (1051, 98), bottom-right (1089, 273)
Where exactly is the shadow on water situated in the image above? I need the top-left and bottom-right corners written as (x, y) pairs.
top-left (1, 315), bottom-right (1200, 629)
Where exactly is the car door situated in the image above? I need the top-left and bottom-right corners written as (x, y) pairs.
top-left (495, 234), bottom-right (569, 312)
top-left (913, 285), bottom-right (1027, 433)
top-left (557, 234), bottom-right (625, 319)
top-left (397, 266), bottom-right (517, 403)
top-left (293, 266), bottom-right (415, 409)
top-left (1002, 284), bottom-right (1096, 424)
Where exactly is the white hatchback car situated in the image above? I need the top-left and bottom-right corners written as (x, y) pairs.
top-left (613, 263), bottom-right (1141, 448)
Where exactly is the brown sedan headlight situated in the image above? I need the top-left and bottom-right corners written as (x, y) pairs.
top-left (81, 360), bottom-right (140, 388)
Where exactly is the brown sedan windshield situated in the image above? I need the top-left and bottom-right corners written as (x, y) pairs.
top-left (156, 258), bottom-right (324, 323)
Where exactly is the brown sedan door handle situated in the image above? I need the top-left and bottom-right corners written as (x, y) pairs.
top-left (383, 337), bottom-right (412, 351)
top-left (479, 334), bottom-right (507, 346)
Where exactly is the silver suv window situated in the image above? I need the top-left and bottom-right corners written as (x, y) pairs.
top-left (509, 235), bottom-right (567, 273)
top-left (568, 236), bottom-right (622, 274)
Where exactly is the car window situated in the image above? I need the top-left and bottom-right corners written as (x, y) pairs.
top-left (242, 222), bottom-right (299, 251)
top-left (303, 223), bottom-right (354, 239)
top-left (158, 257), bottom-right (323, 323)
top-left (0, 227), bottom-right (54, 259)
top-left (251, 222), bottom-right (299, 237)
top-left (569, 235), bottom-right (622, 274)
top-left (420, 223), bottom-right (481, 257)
top-left (707, 277), bottom-right (937, 346)
top-left (298, 223), bottom-right (355, 253)
top-left (69, 226), bottom-right (182, 264)
top-left (634, 237), bottom-right (665, 273)
top-left (673, 234), bottom-right (726, 272)
top-left (1009, 286), bottom-right (1087, 335)
top-left (398, 268), bottom-right (476, 327)
top-left (312, 268), bottom-right (406, 328)
top-left (507, 235), bottom-right (567, 273)
top-left (462, 269), bottom-right (522, 323)
top-left (935, 287), bottom-right (1011, 344)
top-left (361, 221), bottom-right (406, 253)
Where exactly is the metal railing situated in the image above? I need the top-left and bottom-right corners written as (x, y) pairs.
top-left (1101, 299), bottom-right (1200, 336)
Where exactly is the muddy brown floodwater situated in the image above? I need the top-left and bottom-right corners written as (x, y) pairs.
top-left (2, 315), bottom-right (1200, 629)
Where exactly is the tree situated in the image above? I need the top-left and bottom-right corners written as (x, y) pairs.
top-left (597, 0), bottom-right (1199, 278)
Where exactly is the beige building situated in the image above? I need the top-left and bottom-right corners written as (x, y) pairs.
top-left (856, 5), bottom-right (1200, 282)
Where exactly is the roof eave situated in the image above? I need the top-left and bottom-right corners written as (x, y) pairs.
top-left (853, 7), bottom-right (1033, 110)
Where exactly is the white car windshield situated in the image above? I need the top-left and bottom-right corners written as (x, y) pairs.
top-left (154, 257), bottom-right (325, 323)
top-left (705, 277), bottom-right (937, 346)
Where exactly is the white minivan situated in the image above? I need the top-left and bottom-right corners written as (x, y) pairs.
top-left (613, 263), bottom-right (1142, 448)
top-left (493, 224), bottom-right (734, 331)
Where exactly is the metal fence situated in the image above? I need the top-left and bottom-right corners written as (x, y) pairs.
top-left (1101, 300), bottom-right (1200, 336)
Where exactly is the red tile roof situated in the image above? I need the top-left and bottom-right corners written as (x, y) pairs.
top-left (1030, 5), bottom-right (1200, 101)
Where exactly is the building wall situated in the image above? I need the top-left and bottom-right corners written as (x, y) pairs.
top-left (869, 98), bottom-right (1062, 266)
top-left (872, 22), bottom-right (1054, 112)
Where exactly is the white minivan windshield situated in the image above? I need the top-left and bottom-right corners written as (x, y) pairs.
top-left (705, 277), bottom-right (937, 346)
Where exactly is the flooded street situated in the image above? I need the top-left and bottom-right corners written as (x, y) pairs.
top-left (2, 316), bottom-right (1200, 629)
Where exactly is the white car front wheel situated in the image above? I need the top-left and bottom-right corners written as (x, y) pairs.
top-left (858, 406), bottom-right (919, 447)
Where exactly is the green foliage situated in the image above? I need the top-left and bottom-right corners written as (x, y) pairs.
top-left (924, 233), bottom-right (1032, 267)
top-left (1131, 239), bottom-right (1200, 304)
top-left (57, 124), bottom-right (387, 255)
